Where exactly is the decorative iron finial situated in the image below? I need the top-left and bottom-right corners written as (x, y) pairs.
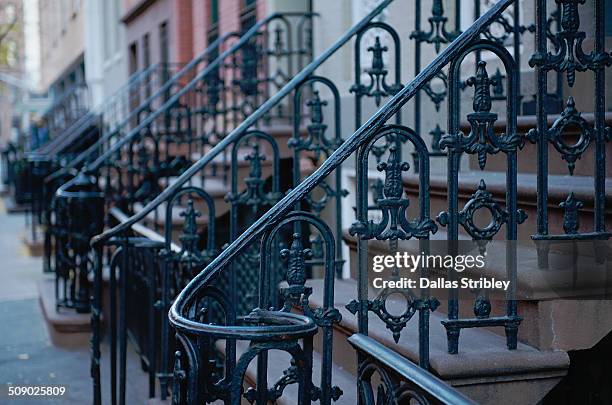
top-left (246, 143), bottom-right (265, 180)
top-left (281, 233), bottom-right (313, 288)
top-left (559, 0), bottom-right (584, 33)
top-left (468, 61), bottom-right (494, 113)
top-left (306, 90), bottom-right (327, 125)
top-left (172, 351), bottom-right (186, 404)
top-left (273, 25), bottom-right (284, 54)
top-left (179, 199), bottom-right (202, 262)
top-left (350, 141), bottom-right (437, 241)
top-left (431, 0), bottom-right (444, 17)
top-left (438, 60), bottom-right (504, 170)
top-left (378, 144), bottom-right (409, 200)
top-left (559, 192), bottom-right (583, 234)
top-left (368, 36), bottom-right (387, 74)
top-left (180, 199), bottom-right (200, 235)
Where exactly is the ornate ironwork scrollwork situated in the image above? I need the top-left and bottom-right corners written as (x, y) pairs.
top-left (529, 0), bottom-right (612, 86)
top-left (351, 36), bottom-right (402, 106)
top-left (440, 61), bottom-right (522, 169)
top-left (178, 199), bottom-right (205, 265)
top-left (280, 233), bottom-right (312, 304)
top-left (527, 97), bottom-right (594, 175)
top-left (244, 363), bottom-right (299, 404)
top-left (347, 290), bottom-right (439, 343)
top-left (560, 192), bottom-right (583, 234)
top-left (225, 143), bottom-right (281, 211)
top-left (437, 179), bottom-right (527, 239)
top-left (410, 0), bottom-right (460, 53)
top-left (356, 357), bottom-right (432, 405)
top-left (350, 145), bottom-right (437, 240)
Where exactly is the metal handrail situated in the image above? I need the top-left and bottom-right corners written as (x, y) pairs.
top-left (45, 31), bottom-right (237, 183)
top-left (50, 11), bottom-right (317, 185)
top-left (84, 11), bottom-right (317, 174)
top-left (89, 1), bottom-right (392, 246)
top-left (348, 334), bottom-right (478, 405)
top-left (29, 66), bottom-right (159, 159)
top-left (41, 82), bottom-right (89, 120)
top-left (161, 0), bottom-right (516, 329)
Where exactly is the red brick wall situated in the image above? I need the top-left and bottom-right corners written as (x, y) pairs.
top-left (256, 0), bottom-right (266, 20)
top-left (172, 0), bottom-right (194, 64)
top-left (218, 0), bottom-right (241, 36)
top-left (191, 0), bottom-right (208, 56)
top-left (125, 0), bottom-right (268, 69)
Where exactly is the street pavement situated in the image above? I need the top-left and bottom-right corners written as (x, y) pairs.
top-left (0, 203), bottom-right (150, 404)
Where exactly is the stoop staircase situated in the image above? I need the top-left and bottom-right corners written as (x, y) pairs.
top-left (34, 0), bottom-right (611, 404)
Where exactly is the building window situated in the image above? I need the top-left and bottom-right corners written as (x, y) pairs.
top-left (142, 33), bottom-right (150, 68)
top-left (129, 42), bottom-right (138, 74)
top-left (159, 22), bottom-right (168, 67)
top-left (159, 21), bottom-right (170, 101)
top-left (207, 0), bottom-right (219, 49)
top-left (240, 0), bottom-right (257, 32)
top-left (210, 0), bottom-right (219, 25)
top-left (142, 33), bottom-right (151, 97)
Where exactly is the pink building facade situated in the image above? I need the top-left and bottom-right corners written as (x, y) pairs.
top-left (121, 0), bottom-right (267, 73)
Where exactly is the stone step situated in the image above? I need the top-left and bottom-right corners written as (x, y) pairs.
top-left (343, 229), bottom-right (612, 351)
top-left (2, 196), bottom-right (30, 213)
top-left (460, 112), bottom-right (612, 177)
top-left (37, 277), bottom-right (92, 347)
top-left (21, 228), bottom-right (45, 257)
top-left (303, 278), bottom-right (569, 405)
top-left (403, 170), bottom-right (612, 240)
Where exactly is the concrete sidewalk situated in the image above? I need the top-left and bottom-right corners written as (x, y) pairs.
top-left (0, 206), bottom-right (150, 404)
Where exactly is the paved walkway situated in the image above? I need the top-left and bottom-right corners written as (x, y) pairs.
top-left (0, 203), bottom-right (149, 404)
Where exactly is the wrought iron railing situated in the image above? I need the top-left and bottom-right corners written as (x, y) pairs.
top-left (85, 0), bottom-right (610, 403)
top-left (348, 333), bottom-right (477, 404)
top-left (159, 2), bottom-right (526, 402)
top-left (40, 12), bottom-right (316, 404)
top-left (65, 0), bottom-right (610, 403)
top-left (24, 65), bottom-right (175, 255)
top-left (40, 83), bottom-right (91, 144)
top-left (49, 13), bottom-right (315, 319)
top-left (36, 64), bottom-right (179, 270)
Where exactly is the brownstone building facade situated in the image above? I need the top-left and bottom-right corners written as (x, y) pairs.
top-left (121, 0), bottom-right (268, 74)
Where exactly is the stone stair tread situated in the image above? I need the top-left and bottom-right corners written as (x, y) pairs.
top-left (404, 170), bottom-right (612, 201)
top-left (37, 277), bottom-right (92, 332)
top-left (216, 337), bottom-right (358, 404)
top-left (343, 230), bottom-right (612, 300)
top-left (471, 111), bottom-right (612, 131)
top-left (304, 278), bottom-right (569, 381)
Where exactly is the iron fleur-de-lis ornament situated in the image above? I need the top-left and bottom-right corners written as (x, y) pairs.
top-left (179, 199), bottom-right (204, 264)
top-left (440, 61), bottom-right (521, 169)
top-left (529, 0), bottom-right (612, 87)
top-left (350, 144), bottom-right (437, 240)
top-left (560, 192), bottom-right (583, 234)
